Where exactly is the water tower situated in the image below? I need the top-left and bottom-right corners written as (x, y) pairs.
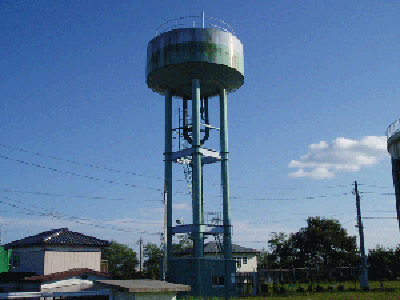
top-left (387, 119), bottom-right (400, 231)
top-left (145, 13), bottom-right (244, 298)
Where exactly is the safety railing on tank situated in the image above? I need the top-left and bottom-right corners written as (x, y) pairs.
top-left (386, 119), bottom-right (400, 139)
top-left (155, 13), bottom-right (235, 37)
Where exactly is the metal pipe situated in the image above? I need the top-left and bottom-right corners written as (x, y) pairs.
top-left (182, 97), bottom-right (193, 145)
top-left (164, 89), bottom-right (173, 280)
top-left (200, 96), bottom-right (210, 145)
top-left (192, 78), bottom-right (203, 296)
top-left (220, 88), bottom-right (232, 299)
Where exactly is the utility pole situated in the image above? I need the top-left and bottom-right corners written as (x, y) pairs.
top-left (354, 181), bottom-right (369, 289)
top-left (139, 237), bottom-right (143, 272)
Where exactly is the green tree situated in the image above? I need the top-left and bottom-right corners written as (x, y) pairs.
top-left (289, 217), bottom-right (358, 281)
top-left (368, 245), bottom-right (398, 282)
top-left (267, 232), bottom-right (294, 269)
top-left (257, 248), bottom-right (278, 270)
top-left (101, 240), bottom-right (138, 279)
top-left (173, 234), bottom-right (193, 254)
top-left (143, 242), bottom-right (163, 279)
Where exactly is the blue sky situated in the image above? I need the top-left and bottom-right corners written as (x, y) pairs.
top-left (1, 0), bottom-right (400, 258)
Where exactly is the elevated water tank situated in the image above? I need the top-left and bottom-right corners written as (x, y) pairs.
top-left (146, 15), bottom-right (244, 98)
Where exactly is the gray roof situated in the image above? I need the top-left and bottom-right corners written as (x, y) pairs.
top-left (94, 280), bottom-right (191, 293)
top-left (178, 241), bottom-right (259, 255)
top-left (4, 228), bottom-right (109, 249)
top-left (208, 241), bottom-right (258, 253)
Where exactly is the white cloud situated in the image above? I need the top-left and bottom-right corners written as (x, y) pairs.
top-left (288, 136), bottom-right (388, 179)
top-left (173, 203), bottom-right (190, 210)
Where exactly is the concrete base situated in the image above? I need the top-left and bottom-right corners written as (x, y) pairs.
top-left (167, 258), bottom-right (236, 298)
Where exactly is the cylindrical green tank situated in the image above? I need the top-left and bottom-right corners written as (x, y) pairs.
top-left (0, 247), bottom-right (10, 273)
top-left (146, 24), bottom-right (244, 98)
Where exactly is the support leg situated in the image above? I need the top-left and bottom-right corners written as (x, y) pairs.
top-left (192, 79), bottom-right (203, 296)
top-left (164, 89), bottom-right (173, 280)
top-left (220, 88), bottom-right (232, 299)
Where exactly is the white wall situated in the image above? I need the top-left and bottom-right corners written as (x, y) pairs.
top-left (202, 253), bottom-right (258, 272)
top-left (234, 254), bottom-right (257, 273)
top-left (44, 248), bottom-right (101, 275)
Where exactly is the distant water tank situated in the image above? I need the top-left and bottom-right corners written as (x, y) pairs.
top-left (387, 119), bottom-right (400, 231)
top-left (146, 16), bottom-right (244, 98)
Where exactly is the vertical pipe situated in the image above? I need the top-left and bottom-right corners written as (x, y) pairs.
top-left (192, 79), bottom-right (203, 296)
top-left (202, 11), bottom-right (205, 28)
top-left (201, 164), bottom-right (204, 224)
top-left (164, 89), bottom-right (173, 280)
top-left (220, 88), bottom-right (232, 299)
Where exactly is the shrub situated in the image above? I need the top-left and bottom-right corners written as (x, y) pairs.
top-left (316, 285), bottom-right (324, 292)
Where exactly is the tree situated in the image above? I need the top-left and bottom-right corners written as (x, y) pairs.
top-left (267, 232), bottom-right (295, 269)
top-left (368, 245), bottom-right (398, 282)
top-left (173, 234), bottom-right (193, 254)
top-left (256, 248), bottom-right (270, 269)
top-left (143, 242), bottom-right (163, 279)
top-left (289, 217), bottom-right (359, 281)
top-left (101, 240), bottom-right (138, 279)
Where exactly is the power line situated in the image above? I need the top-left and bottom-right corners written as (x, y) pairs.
top-left (1, 143), bottom-right (354, 190)
top-left (0, 196), bottom-right (162, 235)
top-left (1, 189), bottom-right (132, 201)
top-left (0, 143), bottom-right (166, 181)
top-left (0, 155), bottom-right (163, 193)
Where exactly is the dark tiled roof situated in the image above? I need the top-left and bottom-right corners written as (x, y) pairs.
top-left (4, 228), bottom-right (109, 249)
top-left (177, 241), bottom-right (259, 255)
top-left (24, 268), bottom-right (110, 282)
top-left (94, 280), bottom-right (191, 293)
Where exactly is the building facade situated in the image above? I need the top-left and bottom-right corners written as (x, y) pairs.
top-left (4, 228), bottom-right (109, 276)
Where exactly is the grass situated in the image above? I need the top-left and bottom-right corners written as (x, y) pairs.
top-left (179, 280), bottom-right (400, 300)
top-left (252, 280), bottom-right (400, 300)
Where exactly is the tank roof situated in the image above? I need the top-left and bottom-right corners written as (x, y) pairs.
top-left (154, 14), bottom-right (236, 37)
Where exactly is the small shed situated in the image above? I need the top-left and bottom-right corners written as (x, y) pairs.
top-left (94, 280), bottom-right (191, 300)
top-left (0, 247), bottom-right (11, 273)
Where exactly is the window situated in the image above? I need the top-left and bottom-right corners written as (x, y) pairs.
top-left (243, 257), bottom-right (247, 264)
top-left (12, 255), bottom-right (20, 268)
top-left (212, 276), bottom-right (225, 287)
top-left (236, 257), bottom-right (241, 268)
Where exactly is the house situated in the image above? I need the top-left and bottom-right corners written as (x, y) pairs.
top-left (4, 227), bottom-right (109, 276)
top-left (174, 241), bottom-right (260, 296)
top-left (1, 227), bottom-right (110, 297)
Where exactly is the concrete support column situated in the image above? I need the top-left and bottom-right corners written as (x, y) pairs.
top-left (392, 158), bottom-right (400, 231)
top-left (220, 88), bottom-right (232, 299)
top-left (192, 79), bottom-right (203, 296)
top-left (164, 89), bottom-right (173, 279)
